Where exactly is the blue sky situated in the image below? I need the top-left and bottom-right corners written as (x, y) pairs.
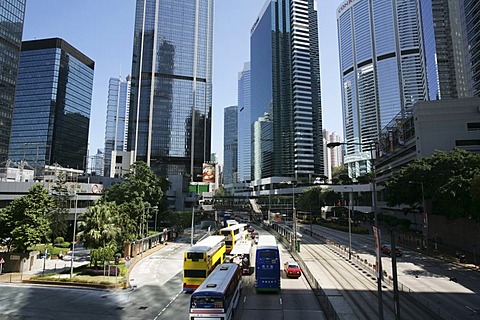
top-left (23, 0), bottom-right (342, 164)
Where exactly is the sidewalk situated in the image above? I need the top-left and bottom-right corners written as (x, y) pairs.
top-left (0, 244), bottom-right (90, 282)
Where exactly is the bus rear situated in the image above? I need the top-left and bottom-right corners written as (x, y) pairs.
top-left (189, 263), bottom-right (241, 320)
top-left (255, 235), bottom-right (280, 292)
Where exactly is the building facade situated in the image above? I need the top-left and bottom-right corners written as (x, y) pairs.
top-left (104, 75), bottom-right (131, 177)
top-left (420, 0), bottom-right (470, 100)
top-left (223, 105), bottom-right (238, 184)
top-left (337, 0), bottom-right (427, 178)
top-left (253, 112), bottom-right (273, 180)
top-left (250, 0), bottom-right (323, 182)
top-left (237, 62), bottom-right (251, 182)
top-left (8, 38), bottom-right (94, 173)
top-left (128, 0), bottom-right (213, 209)
top-left (461, 0), bottom-right (480, 97)
top-left (0, 0), bottom-right (26, 165)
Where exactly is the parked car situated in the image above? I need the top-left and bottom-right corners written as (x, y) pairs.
top-left (380, 244), bottom-right (402, 257)
top-left (284, 261), bottom-right (302, 278)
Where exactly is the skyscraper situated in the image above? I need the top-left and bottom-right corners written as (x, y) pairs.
top-left (420, 0), bottom-right (469, 100)
top-left (460, 0), bottom-right (480, 97)
top-left (223, 105), bottom-right (238, 184)
top-left (104, 75), bottom-right (131, 177)
top-left (337, 0), bottom-right (427, 177)
top-left (250, 0), bottom-right (323, 181)
top-left (8, 38), bottom-right (94, 172)
top-left (237, 62), bottom-right (251, 183)
top-left (128, 0), bottom-right (214, 196)
top-left (0, 0), bottom-right (26, 165)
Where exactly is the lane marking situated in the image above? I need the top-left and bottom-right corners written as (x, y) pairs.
top-left (153, 290), bottom-right (182, 320)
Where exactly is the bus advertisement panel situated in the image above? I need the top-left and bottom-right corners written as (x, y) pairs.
top-left (189, 263), bottom-right (242, 320)
top-left (183, 235), bottom-right (226, 292)
top-left (255, 235), bottom-right (280, 292)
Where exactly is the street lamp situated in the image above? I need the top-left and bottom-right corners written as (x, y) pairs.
top-left (70, 192), bottom-right (78, 278)
top-left (281, 180), bottom-right (297, 252)
top-left (327, 140), bottom-right (383, 319)
top-left (345, 186), bottom-right (353, 260)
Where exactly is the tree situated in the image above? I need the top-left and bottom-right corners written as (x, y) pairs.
top-left (0, 184), bottom-right (55, 252)
top-left (77, 203), bottom-right (121, 254)
top-left (102, 161), bottom-right (170, 238)
top-left (297, 187), bottom-right (324, 214)
top-left (49, 171), bottom-right (71, 240)
top-left (386, 149), bottom-right (480, 221)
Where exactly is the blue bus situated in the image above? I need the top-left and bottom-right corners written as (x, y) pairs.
top-left (189, 263), bottom-right (242, 320)
top-left (255, 235), bottom-right (281, 292)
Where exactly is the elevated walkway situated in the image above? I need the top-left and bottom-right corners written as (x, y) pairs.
top-left (249, 198), bottom-right (262, 214)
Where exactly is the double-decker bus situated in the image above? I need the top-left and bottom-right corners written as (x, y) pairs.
top-left (218, 224), bottom-right (248, 254)
top-left (255, 235), bottom-right (280, 292)
top-left (230, 240), bottom-right (253, 275)
top-left (183, 235), bottom-right (226, 292)
top-left (189, 263), bottom-right (242, 320)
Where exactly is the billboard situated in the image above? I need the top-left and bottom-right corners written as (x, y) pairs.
top-left (202, 163), bottom-right (215, 182)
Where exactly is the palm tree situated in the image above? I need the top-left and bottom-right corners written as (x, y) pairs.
top-left (77, 203), bottom-right (120, 251)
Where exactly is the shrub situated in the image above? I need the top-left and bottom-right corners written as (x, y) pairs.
top-left (80, 266), bottom-right (120, 276)
top-left (54, 237), bottom-right (65, 245)
top-left (57, 242), bottom-right (71, 249)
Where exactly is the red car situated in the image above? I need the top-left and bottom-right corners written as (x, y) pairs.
top-left (381, 244), bottom-right (402, 257)
top-left (284, 261), bottom-right (302, 278)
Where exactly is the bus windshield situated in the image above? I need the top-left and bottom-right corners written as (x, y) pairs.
top-left (191, 295), bottom-right (224, 309)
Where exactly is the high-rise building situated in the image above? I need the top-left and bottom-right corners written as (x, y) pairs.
top-left (250, 0), bottom-right (323, 181)
top-left (8, 38), bottom-right (94, 172)
top-left (337, 0), bottom-right (427, 178)
top-left (0, 0), bottom-right (26, 165)
top-left (460, 0), bottom-right (480, 97)
top-left (104, 75), bottom-right (131, 177)
top-left (223, 105), bottom-right (238, 184)
top-left (420, 0), bottom-right (469, 100)
top-left (237, 62), bottom-right (251, 183)
top-left (253, 112), bottom-right (273, 180)
top-left (322, 129), bottom-right (343, 182)
top-left (128, 0), bottom-right (213, 208)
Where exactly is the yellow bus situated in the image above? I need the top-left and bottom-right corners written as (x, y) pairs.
top-left (183, 235), bottom-right (226, 293)
top-left (218, 224), bottom-right (248, 254)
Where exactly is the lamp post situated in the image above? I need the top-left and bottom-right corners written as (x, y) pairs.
top-left (153, 206), bottom-right (159, 232)
top-left (70, 192), bottom-right (78, 278)
top-left (327, 140), bottom-right (383, 319)
top-left (281, 180), bottom-right (297, 251)
top-left (345, 186), bottom-right (353, 260)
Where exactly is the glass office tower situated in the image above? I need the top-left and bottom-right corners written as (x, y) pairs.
top-left (420, 0), bottom-right (469, 100)
top-left (223, 105), bottom-right (238, 184)
top-left (0, 0), bottom-right (26, 165)
top-left (251, 0), bottom-right (323, 181)
top-left (337, 0), bottom-right (427, 177)
top-left (237, 62), bottom-right (251, 182)
top-left (104, 75), bottom-right (131, 177)
top-left (128, 0), bottom-right (214, 183)
top-left (461, 0), bottom-right (480, 97)
top-left (8, 38), bottom-right (94, 172)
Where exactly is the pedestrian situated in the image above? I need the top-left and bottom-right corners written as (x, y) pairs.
top-left (58, 251), bottom-right (63, 260)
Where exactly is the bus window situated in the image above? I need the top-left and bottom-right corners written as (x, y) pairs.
top-left (191, 296), bottom-right (224, 309)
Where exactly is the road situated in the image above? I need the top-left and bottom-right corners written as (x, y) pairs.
top-left (299, 222), bottom-right (480, 319)
top-left (0, 229), bottom-right (325, 320)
